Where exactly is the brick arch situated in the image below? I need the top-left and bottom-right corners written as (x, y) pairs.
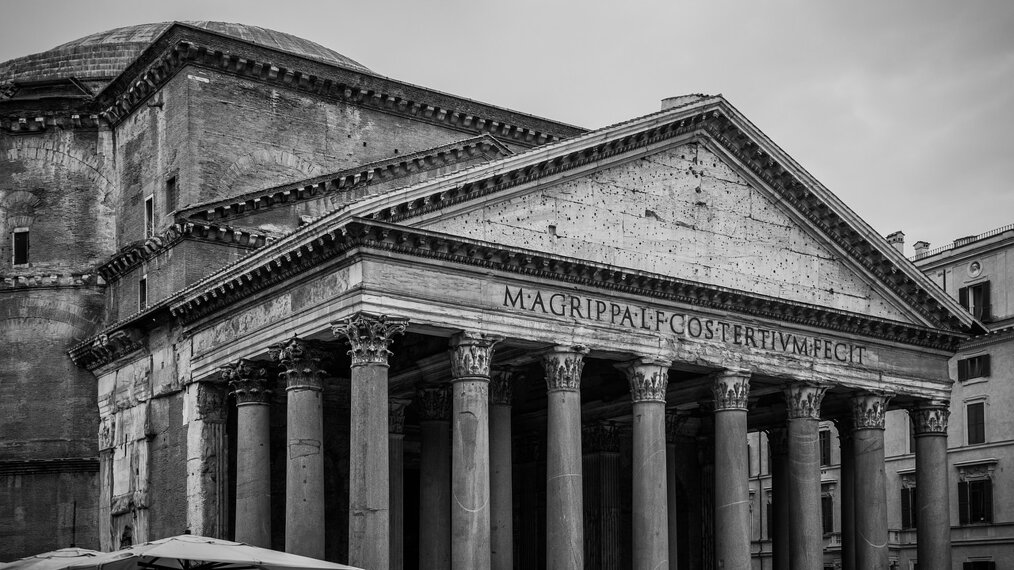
top-left (0, 190), bottom-right (43, 226)
top-left (0, 291), bottom-right (104, 344)
top-left (0, 138), bottom-right (115, 197)
top-left (217, 149), bottom-right (325, 195)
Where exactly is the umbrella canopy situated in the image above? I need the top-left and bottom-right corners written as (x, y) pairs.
top-left (65, 536), bottom-right (361, 570)
top-left (0, 548), bottom-right (103, 570)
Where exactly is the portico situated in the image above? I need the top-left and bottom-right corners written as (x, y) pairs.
top-left (75, 96), bottom-right (974, 569)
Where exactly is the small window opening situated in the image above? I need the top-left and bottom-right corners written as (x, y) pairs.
top-left (165, 176), bottom-right (178, 213)
top-left (144, 195), bottom-right (154, 238)
top-left (12, 228), bottom-right (29, 265)
top-left (138, 275), bottom-right (148, 311)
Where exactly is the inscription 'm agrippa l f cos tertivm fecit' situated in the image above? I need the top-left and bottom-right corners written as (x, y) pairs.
top-left (502, 285), bottom-right (870, 365)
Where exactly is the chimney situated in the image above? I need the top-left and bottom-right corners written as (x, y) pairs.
top-left (913, 241), bottom-right (930, 259)
top-left (886, 231), bottom-right (905, 254)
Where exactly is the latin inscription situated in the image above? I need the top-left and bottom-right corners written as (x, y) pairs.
top-left (503, 285), bottom-right (869, 365)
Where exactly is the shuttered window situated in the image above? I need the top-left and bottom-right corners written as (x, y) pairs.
top-left (958, 479), bottom-right (993, 524)
top-left (901, 487), bottom-right (917, 529)
top-left (821, 495), bottom-right (833, 534)
top-left (819, 429), bottom-right (831, 466)
top-left (958, 355), bottom-right (991, 381)
top-left (959, 282), bottom-right (992, 322)
top-left (967, 403), bottom-right (986, 445)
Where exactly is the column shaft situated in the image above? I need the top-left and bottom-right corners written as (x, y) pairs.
top-left (666, 439), bottom-right (678, 569)
top-left (852, 393), bottom-right (891, 570)
top-left (544, 347), bottom-right (587, 570)
top-left (389, 401), bottom-right (407, 570)
top-left (713, 370), bottom-right (751, 570)
top-left (768, 428), bottom-right (790, 570)
top-left (836, 418), bottom-right (855, 570)
top-left (490, 405), bottom-right (513, 570)
top-left (913, 406), bottom-right (951, 570)
top-left (785, 383), bottom-right (827, 570)
top-left (418, 388), bottom-right (451, 570)
top-left (286, 387), bottom-right (324, 557)
top-left (235, 403), bottom-right (271, 546)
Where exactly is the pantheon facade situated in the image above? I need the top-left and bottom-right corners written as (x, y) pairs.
top-left (0, 22), bottom-right (980, 570)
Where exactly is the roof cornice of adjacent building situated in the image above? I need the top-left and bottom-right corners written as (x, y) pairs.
top-left (912, 222), bottom-right (1014, 270)
top-left (93, 23), bottom-right (587, 146)
top-left (179, 134), bottom-right (512, 225)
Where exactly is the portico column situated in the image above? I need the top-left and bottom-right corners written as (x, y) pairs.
top-left (665, 414), bottom-right (688, 570)
top-left (222, 359), bottom-right (273, 548)
top-left (834, 416), bottom-right (856, 570)
top-left (449, 331), bottom-right (503, 570)
top-left (332, 313), bottom-right (409, 570)
top-left (273, 338), bottom-right (326, 558)
top-left (619, 358), bottom-right (670, 570)
top-left (851, 392), bottom-right (892, 570)
top-left (389, 400), bottom-right (409, 570)
top-left (784, 382), bottom-right (828, 570)
top-left (712, 368), bottom-right (751, 570)
top-left (417, 386), bottom-right (452, 570)
top-left (489, 368), bottom-right (515, 570)
top-left (542, 345), bottom-right (588, 569)
top-left (911, 403), bottom-right (951, 570)
top-left (767, 426), bottom-right (789, 570)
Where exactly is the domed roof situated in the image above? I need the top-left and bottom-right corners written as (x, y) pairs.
top-left (0, 22), bottom-right (371, 90)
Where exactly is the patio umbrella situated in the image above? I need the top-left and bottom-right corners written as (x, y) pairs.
top-left (65, 535), bottom-right (361, 570)
top-left (0, 548), bottom-right (102, 570)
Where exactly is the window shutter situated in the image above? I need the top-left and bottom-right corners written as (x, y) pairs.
top-left (983, 354), bottom-right (991, 377)
top-left (958, 359), bottom-right (969, 381)
top-left (984, 479), bottom-right (993, 523)
top-left (981, 281), bottom-right (992, 321)
top-left (901, 488), bottom-right (911, 528)
top-left (959, 480), bottom-right (969, 524)
top-left (959, 286), bottom-right (969, 310)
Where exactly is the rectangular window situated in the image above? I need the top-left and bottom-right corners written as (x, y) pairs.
top-left (144, 195), bottom-right (154, 238)
top-left (819, 429), bottom-right (831, 466)
top-left (138, 276), bottom-right (147, 311)
top-left (958, 479), bottom-right (993, 524)
top-left (165, 176), bottom-right (178, 213)
top-left (901, 487), bottom-right (917, 529)
top-left (959, 282), bottom-right (992, 322)
top-left (967, 402), bottom-right (986, 445)
top-left (821, 495), bottom-right (833, 534)
top-left (963, 561), bottom-right (996, 570)
top-left (12, 228), bottom-right (29, 265)
top-left (958, 355), bottom-right (991, 381)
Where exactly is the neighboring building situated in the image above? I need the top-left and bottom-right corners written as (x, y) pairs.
top-left (0, 22), bottom-right (983, 570)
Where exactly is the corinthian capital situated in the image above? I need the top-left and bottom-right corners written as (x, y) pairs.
top-left (851, 392), bottom-right (893, 430)
top-left (220, 358), bottom-right (273, 405)
top-left (389, 399), bottom-right (409, 435)
top-left (911, 403), bottom-right (949, 436)
top-left (542, 346), bottom-right (589, 392)
top-left (270, 337), bottom-right (327, 391)
top-left (417, 385), bottom-right (451, 422)
top-left (448, 331), bottom-right (503, 380)
top-left (331, 312), bottom-right (409, 366)
top-left (489, 367), bottom-right (517, 406)
top-left (618, 358), bottom-right (671, 403)
top-left (783, 382), bottom-right (828, 420)
top-left (712, 369), bottom-right (751, 411)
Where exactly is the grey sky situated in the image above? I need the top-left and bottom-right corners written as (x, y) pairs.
top-left (3, 0), bottom-right (1012, 255)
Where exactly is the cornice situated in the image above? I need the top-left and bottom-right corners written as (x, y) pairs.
top-left (0, 113), bottom-right (103, 134)
top-left (97, 222), bottom-right (272, 283)
top-left (1, 272), bottom-right (104, 289)
top-left (166, 219), bottom-right (965, 350)
top-left (94, 24), bottom-right (585, 145)
top-left (181, 135), bottom-right (511, 225)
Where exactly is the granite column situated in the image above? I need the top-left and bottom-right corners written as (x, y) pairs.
top-left (489, 368), bottom-right (515, 570)
top-left (274, 338), bottom-right (326, 558)
top-left (449, 331), bottom-right (502, 570)
top-left (619, 358), bottom-right (670, 570)
top-left (834, 416), bottom-right (856, 570)
top-left (712, 369), bottom-right (751, 570)
top-left (332, 313), bottom-right (409, 570)
top-left (767, 427), bottom-right (790, 570)
top-left (542, 346), bottom-right (588, 569)
top-left (851, 392), bottom-right (892, 570)
top-left (417, 386), bottom-right (452, 570)
top-left (222, 359), bottom-right (273, 548)
top-left (784, 382), bottom-right (828, 570)
top-left (911, 403), bottom-right (951, 570)
top-left (389, 400), bottom-right (408, 570)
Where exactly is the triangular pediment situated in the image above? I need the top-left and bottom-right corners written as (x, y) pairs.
top-left (420, 141), bottom-right (918, 323)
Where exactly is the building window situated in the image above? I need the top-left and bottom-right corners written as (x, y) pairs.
top-left (964, 561), bottom-right (996, 570)
top-left (144, 195), bottom-right (154, 238)
top-left (12, 228), bottom-right (29, 265)
top-left (138, 275), bottom-right (147, 311)
top-left (958, 355), bottom-right (991, 381)
top-left (967, 402), bottom-right (986, 445)
top-left (165, 176), bottom-right (178, 213)
top-left (958, 479), bottom-right (993, 524)
top-left (959, 282), bottom-right (991, 321)
top-left (901, 486), bottom-right (917, 529)
top-left (821, 495), bottom-right (833, 534)
top-left (819, 429), bottom-right (831, 466)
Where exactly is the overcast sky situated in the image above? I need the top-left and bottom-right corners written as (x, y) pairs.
top-left (3, 0), bottom-right (1012, 255)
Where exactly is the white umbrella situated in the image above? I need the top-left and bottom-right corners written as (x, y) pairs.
top-left (65, 535), bottom-right (361, 570)
top-left (0, 548), bottom-right (103, 570)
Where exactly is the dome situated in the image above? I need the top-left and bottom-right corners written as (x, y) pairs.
top-left (0, 22), bottom-right (371, 91)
